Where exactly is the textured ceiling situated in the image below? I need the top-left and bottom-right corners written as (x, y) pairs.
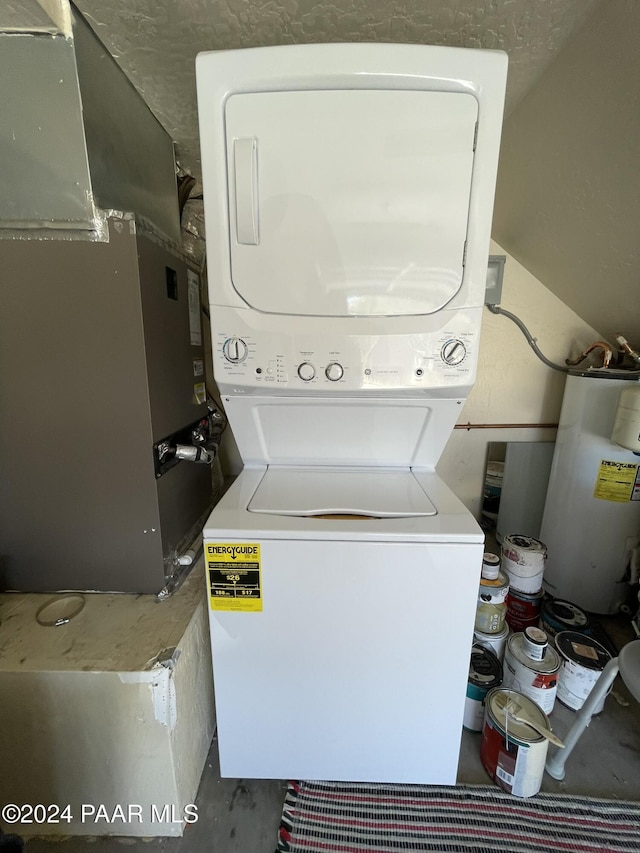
top-left (73, 0), bottom-right (600, 188)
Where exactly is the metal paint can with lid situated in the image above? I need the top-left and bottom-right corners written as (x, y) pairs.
top-left (555, 631), bottom-right (612, 714)
top-left (502, 628), bottom-right (560, 714)
top-left (506, 588), bottom-right (544, 632)
top-left (480, 687), bottom-right (549, 798)
top-left (475, 568), bottom-right (510, 635)
top-left (541, 598), bottom-right (590, 640)
top-left (502, 534), bottom-right (547, 594)
top-left (473, 624), bottom-right (510, 662)
top-left (463, 645), bottom-right (503, 732)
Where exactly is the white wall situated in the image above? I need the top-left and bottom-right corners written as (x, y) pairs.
top-left (437, 240), bottom-right (602, 517)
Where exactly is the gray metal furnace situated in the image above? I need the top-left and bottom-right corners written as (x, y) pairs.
top-left (0, 217), bottom-right (216, 593)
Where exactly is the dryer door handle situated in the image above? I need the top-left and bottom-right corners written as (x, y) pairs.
top-left (234, 137), bottom-right (259, 245)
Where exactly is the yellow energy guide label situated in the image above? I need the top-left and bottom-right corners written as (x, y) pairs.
top-left (206, 543), bottom-right (262, 611)
top-left (593, 460), bottom-right (640, 502)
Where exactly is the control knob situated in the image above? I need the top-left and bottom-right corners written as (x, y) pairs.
top-left (297, 362), bottom-right (316, 381)
top-left (222, 337), bottom-right (248, 364)
top-left (325, 362), bottom-right (344, 381)
top-left (441, 339), bottom-right (467, 366)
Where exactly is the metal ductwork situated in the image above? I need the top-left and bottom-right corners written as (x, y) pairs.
top-left (0, 0), bottom-right (180, 243)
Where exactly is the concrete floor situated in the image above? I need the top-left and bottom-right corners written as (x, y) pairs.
top-left (20, 615), bottom-right (640, 853)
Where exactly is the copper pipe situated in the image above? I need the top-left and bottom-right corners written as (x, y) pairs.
top-left (454, 423), bottom-right (558, 430)
top-left (565, 341), bottom-right (613, 368)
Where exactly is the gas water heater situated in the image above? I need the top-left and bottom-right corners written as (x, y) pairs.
top-left (541, 372), bottom-right (640, 614)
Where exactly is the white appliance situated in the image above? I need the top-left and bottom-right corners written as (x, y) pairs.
top-left (541, 373), bottom-right (640, 614)
top-left (196, 44), bottom-right (507, 783)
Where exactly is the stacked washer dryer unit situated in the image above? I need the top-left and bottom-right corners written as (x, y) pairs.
top-left (196, 44), bottom-right (507, 784)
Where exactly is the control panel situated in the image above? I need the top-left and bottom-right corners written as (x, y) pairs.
top-left (295, 360), bottom-right (347, 382)
top-left (214, 314), bottom-right (478, 394)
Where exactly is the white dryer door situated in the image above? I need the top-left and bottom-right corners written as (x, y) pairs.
top-left (247, 467), bottom-right (436, 517)
top-left (225, 89), bottom-right (478, 317)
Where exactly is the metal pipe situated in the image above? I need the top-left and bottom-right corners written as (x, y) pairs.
top-left (487, 305), bottom-right (569, 373)
top-left (565, 342), bottom-right (613, 368)
top-left (617, 335), bottom-right (640, 365)
top-left (454, 423), bottom-right (558, 430)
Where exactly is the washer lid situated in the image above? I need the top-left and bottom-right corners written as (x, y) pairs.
top-left (247, 467), bottom-right (437, 517)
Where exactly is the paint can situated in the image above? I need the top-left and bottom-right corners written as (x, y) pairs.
top-left (463, 645), bottom-right (503, 732)
top-left (480, 687), bottom-right (549, 798)
top-left (555, 631), bottom-right (613, 714)
top-left (541, 598), bottom-right (590, 640)
top-left (485, 461), bottom-right (504, 497)
top-left (481, 552), bottom-right (501, 578)
top-left (473, 624), bottom-right (510, 662)
top-left (475, 566), bottom-right (510, 635)
top-left (502, 628), bottom-right (560, 714)
top-left (506, 588), bottom-right (544, 632)
top-left (501, 534), bottom-right (547, 594)
top-left (483, 462), bottom-right (504, 515)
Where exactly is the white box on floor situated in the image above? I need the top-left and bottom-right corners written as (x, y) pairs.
top-left (0, 567), bottom-right (214, 837)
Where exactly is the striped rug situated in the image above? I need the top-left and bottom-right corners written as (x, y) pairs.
top-left (277, 781), bottom-right (640, 853)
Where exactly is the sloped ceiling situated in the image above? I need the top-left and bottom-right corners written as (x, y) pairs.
top-left (492, 0), bottom-right (640, 344)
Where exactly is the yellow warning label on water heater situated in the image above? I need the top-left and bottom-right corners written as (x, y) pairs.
top-left (593, 460), bottom-right (639, 502)
top-left (206, 543), bottom-right (262, 611)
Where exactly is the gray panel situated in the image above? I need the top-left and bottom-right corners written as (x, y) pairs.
top-left (0, 220), bottom-right (211, 594)
top-left (136, 229), bottom-right (213, 579)
top-left (72, 11), bottom-right (181, 244)
top-left (0, 0), bottom-right (62, 33)
top-left (136, 233), bottom-right (208, 441)
top-left (157, 461), bottom-right (213, 564)
top-left (496, 442), bottom-right (555, 542)
top-left (0, 33), bottom-right (94, 227)
top-left (0, 14), bottom-right (178, 242)
top-left (0, 223), bottom-right (162, 592)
